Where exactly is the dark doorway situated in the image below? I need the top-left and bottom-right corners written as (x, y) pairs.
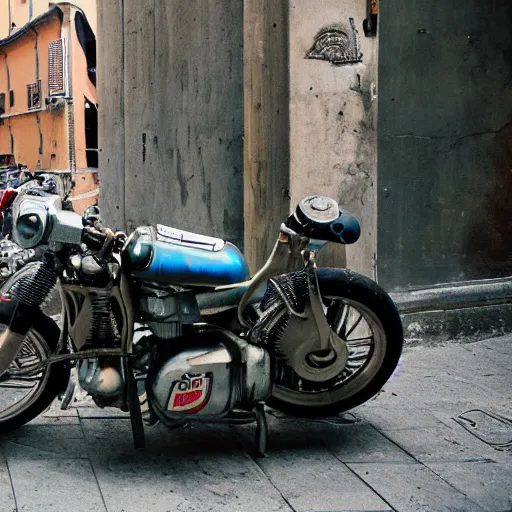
top-left (85, 98), bottom-right (98, 168)
top-left (75, 12), bottom-right (96, 85)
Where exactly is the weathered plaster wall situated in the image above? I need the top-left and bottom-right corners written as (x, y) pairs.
top-left (98, 0), bottom-right (244, 247)
top-left (378, 0), bottom-right (512, 290)
top-left (289, 0), bottom-right (377, 277)
top-left (0, 0), bottom-right (9, 39)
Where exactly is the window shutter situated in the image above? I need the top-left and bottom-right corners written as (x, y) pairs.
top-left (48, 39), bottom-right (64, 95)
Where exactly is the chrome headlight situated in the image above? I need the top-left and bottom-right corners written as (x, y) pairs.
top-left (13, 200), bottom-right (49, 249)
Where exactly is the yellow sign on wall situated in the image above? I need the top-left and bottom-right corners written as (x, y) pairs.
top-left (371, 0), bottom-right (378, 15)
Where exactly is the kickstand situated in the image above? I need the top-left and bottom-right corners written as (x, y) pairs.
top-left (123, 357), bottom-right (145, 449)
top-left (253, 403), bottom-right (268, 457)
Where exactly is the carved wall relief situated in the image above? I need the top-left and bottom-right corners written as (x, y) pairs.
top-left (306, 18), bottom-right (362, 65)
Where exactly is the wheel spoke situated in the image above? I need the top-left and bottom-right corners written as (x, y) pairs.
top-left (0, 381), bottom-right (38, 389)
top-left (346, 336), bottom-right (374, 348)
top-left (347, 351), bottom-right (369, 362)
top-left (345, 313), bottom-right (363, 339)
top-left (334, 302), bottom-right (350, 338)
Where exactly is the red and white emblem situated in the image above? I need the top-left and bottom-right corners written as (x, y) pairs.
top-left (168, 373), bottom-right (212, 414)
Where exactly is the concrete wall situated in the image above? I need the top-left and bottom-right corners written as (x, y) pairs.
top-left (244, 0), bottom-right (378, 275)
top-left (377, 0), bottom-right (512, 291)
top-left (243, 0), bottom-right (290, 272)
top-left (98, 0), bottom-right (244, 248)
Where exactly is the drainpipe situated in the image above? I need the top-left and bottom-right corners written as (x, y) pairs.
top-left (61, 7), bottom-right (76, 173)
top-left (30, 27), bottom-right (39, 80)
top-left (30, 26), bottom-right (43, 159)
top-left (66, 12), bottom-right (76, 173)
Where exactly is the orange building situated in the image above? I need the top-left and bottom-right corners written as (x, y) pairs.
top-left (0, 2), bottom-right (98, 213)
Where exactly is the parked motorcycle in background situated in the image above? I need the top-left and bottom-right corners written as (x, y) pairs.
top-left (0, 179), bottom-right (403, 453)
top-left (0, 174), bottom-right (73, 281)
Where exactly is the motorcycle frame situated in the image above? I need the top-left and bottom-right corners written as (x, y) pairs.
top-left (1, 225), bottom-right (334, 379)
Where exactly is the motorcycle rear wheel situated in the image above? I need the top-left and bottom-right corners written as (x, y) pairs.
top-left (0, 311), bottom-right (69, 432)
top-left (267, 268), bottom-right (403, 418)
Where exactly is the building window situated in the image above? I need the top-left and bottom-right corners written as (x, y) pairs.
top-left (48, 39), bottom-right (64, 95)
top-left (0, 93), bottom-right (5, 115)
top-left (9, 91), bottom-right (14, 107)
top-left (27, 81), bottom-right (41, 109)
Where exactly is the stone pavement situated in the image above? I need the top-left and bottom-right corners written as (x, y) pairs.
top-left (0, 335), bottom-right (511, 512)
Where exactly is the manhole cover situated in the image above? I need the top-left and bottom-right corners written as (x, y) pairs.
top-left (455, 409), bottom-right (512, 447)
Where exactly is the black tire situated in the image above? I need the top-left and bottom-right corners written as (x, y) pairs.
top-left (267, 267), bottom-right (403, 418)
top-left (0, 310), bottom-right (69, 433)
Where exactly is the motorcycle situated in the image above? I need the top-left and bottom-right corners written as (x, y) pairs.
top-left (0, 174), bottom-right (71, 281)
top-left (0, 182), bottom-right (403, 453)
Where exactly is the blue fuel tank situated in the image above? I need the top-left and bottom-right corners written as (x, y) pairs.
top-left (124, 224), bottom-right (250, 288)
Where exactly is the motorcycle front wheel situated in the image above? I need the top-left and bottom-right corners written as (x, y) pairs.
top-left (0, 311), bottom-right (69, 432)
top-left (268, 268), bottom-right (403, 418)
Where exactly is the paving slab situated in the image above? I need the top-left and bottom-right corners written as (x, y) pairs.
top-left (235, 417), bottom-right (392, 512)
top-left (381, 421), bottom-right (512, 465)
top-left (427, 461), bottom-right (512, 512)
top-left (77, 406), bottom-right (130, 419)
top-left (2, 435), bottom-right (88, 460)
top-left (401, 345), bottom-right (511, 397)
top-left (6, 457), bottom-right (106, 512)
top-left (81, 418), bottom-right (291, 512)
top-left (386, 425), bottom-right (494, 462)
top-left (0, 422), bottom-right (102, 511)
top-left (257, 413), bottom-right (414, 464)
top-left (0, 451), bottom-right (16, 512)
top-left (325, 424), bottom-right (414, 464)
top-left (4, 423), bottom-right (84, 441)
top-left (354, 405), bottom-right (444, 431)
top-left (25, 400), bottom-right (80, 426)
top-left (466, 336), bottom-right (512, 359)
top-left (347, 462), bottom-right (486, 512)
